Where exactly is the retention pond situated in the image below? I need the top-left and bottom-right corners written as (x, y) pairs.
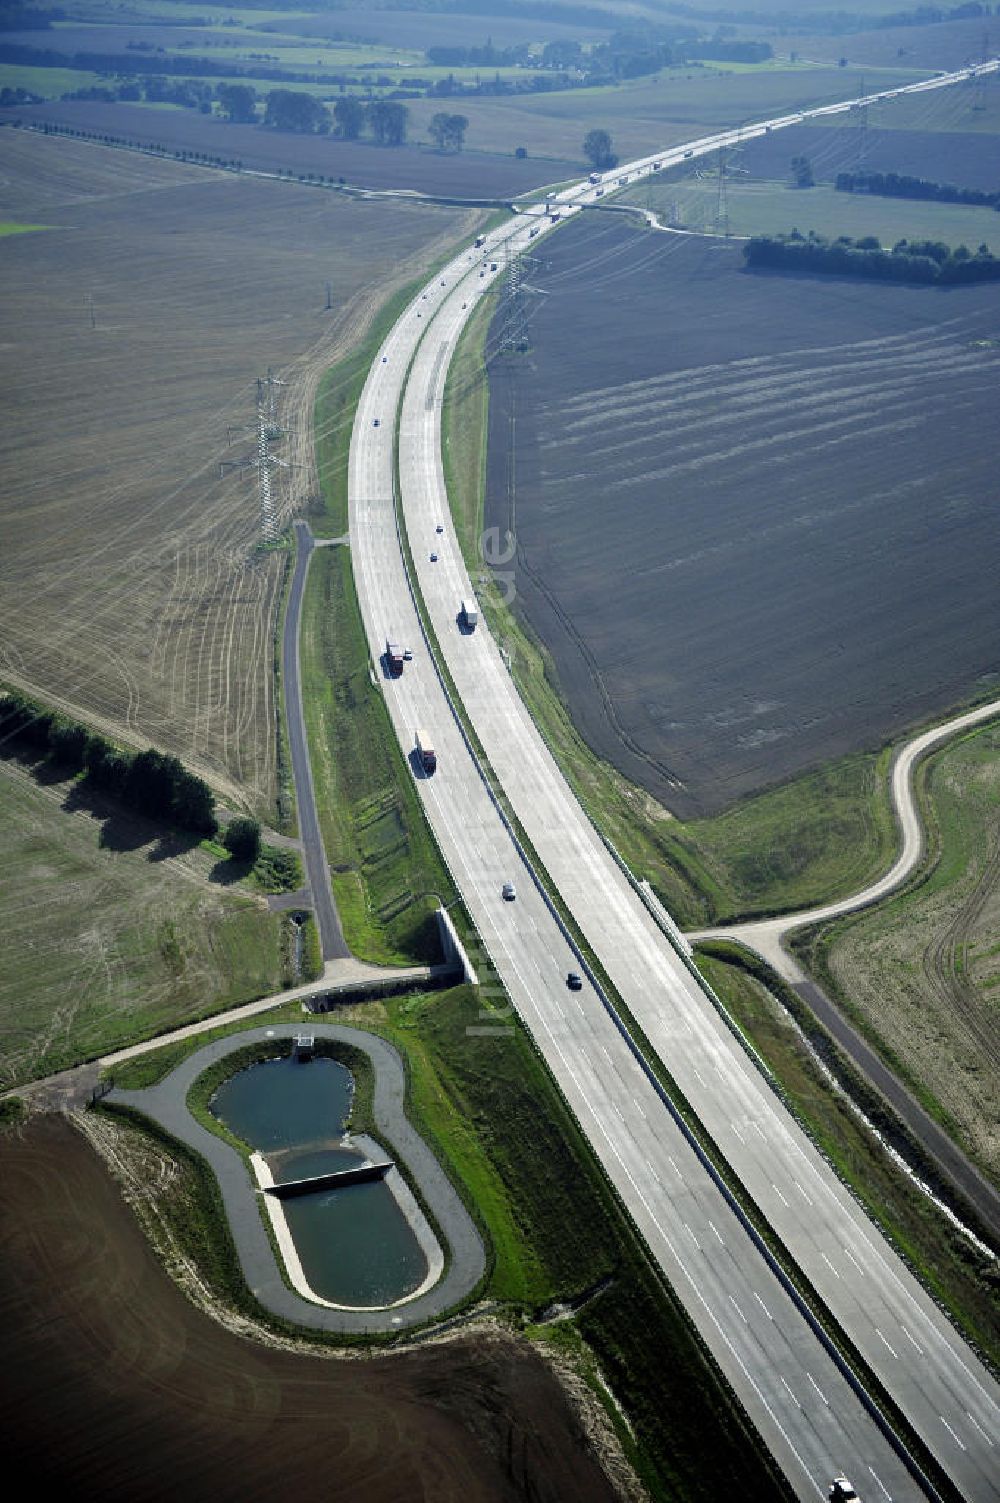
top-left (210, 1054), bottom-right (429, 1308)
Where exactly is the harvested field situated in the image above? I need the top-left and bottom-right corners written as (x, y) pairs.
top-left (779, 18), bottom-right (998, 72)
top-left (646, 178), bottom-right (1000, 246)
top-left (484, 218), bottom-right (1000, 817)
top-left (7, 105), bottom-right (561, 195)
top-left (263, 7), bottom-right (610, 50)
top-left (0, 751), bottom-right (287, 1089)
top-left (404, 61), bottom-right (916, 164)
top-left (0, 1113), bottom-right (623, 1503)
top-left (0, 129), bottom-right (480, 811)
top-left (734, 123), bottom-right (1000, 195)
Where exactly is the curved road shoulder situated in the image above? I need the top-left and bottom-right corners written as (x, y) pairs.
top-left (690, 697), bottom-right (1000, 971)
top-left (106, 1024), bottom-right (485, 1334)
top-left (688, 698), bottom-right (1000, 1241)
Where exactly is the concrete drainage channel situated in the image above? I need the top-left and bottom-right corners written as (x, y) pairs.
top-left (107, 1025), bottom-right (485, 1334)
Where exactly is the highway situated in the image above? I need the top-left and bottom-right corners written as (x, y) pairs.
top-left (346, 62), bottom-right (1000, 1503)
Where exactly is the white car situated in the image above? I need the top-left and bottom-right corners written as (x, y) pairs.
top-left (829, 1478), bottom-right (859, 1503)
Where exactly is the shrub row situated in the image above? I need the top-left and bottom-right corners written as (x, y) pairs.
top-left (835, 170), bottom-right (1000, 210)
top-left (744, 231), bottom-right (1000, 284)
top-left (0, 688), bottom-right (217, 835)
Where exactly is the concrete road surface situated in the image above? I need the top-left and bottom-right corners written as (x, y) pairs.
top-left (345, 62), bottom-right (1000, 1503)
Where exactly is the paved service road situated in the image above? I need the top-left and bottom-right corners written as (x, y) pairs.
top-left (346, 62), bottom-right (1000, 1503)
top-left (690, 698), bottom-right (1000, 1244)
top-left (692, 697), bottom-right (1000, 975)
top-left (284, 520), bottom-right (349, 960)
top-left (108, 1025), bottom-right (485, 1333)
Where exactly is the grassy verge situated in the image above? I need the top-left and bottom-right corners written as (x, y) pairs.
top-left (696, 946), bottom-right (1000, 1372)
top-left (299, 545), bottom-right (455, 964)
top-left (271, 542), bottom-right (298, 834)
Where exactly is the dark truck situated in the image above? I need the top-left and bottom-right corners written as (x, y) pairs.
top-left (415, 728), bottom-right (436, 774)
top-left (386, 638), bottom-right (404, 675)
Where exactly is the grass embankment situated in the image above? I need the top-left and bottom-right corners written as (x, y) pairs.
top-left (302, 284), bottom-right (464, 964)
top-left (792, 720), bottom-right (1000, 1188)
top-left (99, 983), bottom-right (792, 1502)
top-left (695, 945), bottom-right (1000, 1371)
top-left (440, 288), bottom-right (900, 929)
top-left (299, 546), bottom-right (455, 964)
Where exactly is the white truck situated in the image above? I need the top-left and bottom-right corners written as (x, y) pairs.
top-left (460, 598), bottom-right (478, 631)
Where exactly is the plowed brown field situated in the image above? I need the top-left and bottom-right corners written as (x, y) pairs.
top-left (0, 1115), bottom-right (622, 1503)
top-left (0, 129), bottom-right (479, 812)
top-left (485, 218), bottom-right (1000, 817)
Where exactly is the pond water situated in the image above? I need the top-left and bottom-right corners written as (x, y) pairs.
top-left (209, 1054), bottom-right (428, 1308)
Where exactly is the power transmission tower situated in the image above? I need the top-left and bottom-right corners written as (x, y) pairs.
top-left (325, 280), bottom-right (332, 310)
top-left (855, 76), bottom-right (870, 170)
top-left (85, 292), bottom-right (96, 329)
top-left (972, 34), bottom-right (989, 111)
top-left (715, 145), bottom-right (729, 237)
top-left (496, 244), bottom-right (526, 356)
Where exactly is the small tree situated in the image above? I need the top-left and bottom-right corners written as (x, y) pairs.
top-left (790, 154), bottom-right (814, 188)
top-left (429, 111), bottom-right (469, 151)
top-left (217, 84), bottom-right (257, 124)
top-left (333, 96), bottom-right (365, 140)
top-left (223, 816), bottom-right (262, 864)
top-left (583, 128), bottom-right (617, 171)
top-left (514, 145), bottom-right (528, 159)
top-left (264, 89), bottom-right (329, 135)
top-left (367, 100), bottom-right (408, 146)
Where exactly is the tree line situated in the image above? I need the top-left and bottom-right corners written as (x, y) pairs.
top-left (0, 689), bottom-right (217, 835)
top-left (835, 170), bottom-right (1000, 210)
top-left (744, 231), bottom-right (1000, 284)
top-left (262, 89), bottom-right (409, 142)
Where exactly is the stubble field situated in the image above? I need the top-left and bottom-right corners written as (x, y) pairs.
top-left (9, 105), bottom-right (561, 195)
top-left (0, 129), bottom-right (479, 813)
top-left (485, 216), bottom-right (1000, 817)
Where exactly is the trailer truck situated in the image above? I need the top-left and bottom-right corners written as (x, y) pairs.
top-left (415, 728), bottom-right (436, 774)
top-left (386, 639), bottom-right (404, 675)
top-left (460, 598), bottom-right (478, 630)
